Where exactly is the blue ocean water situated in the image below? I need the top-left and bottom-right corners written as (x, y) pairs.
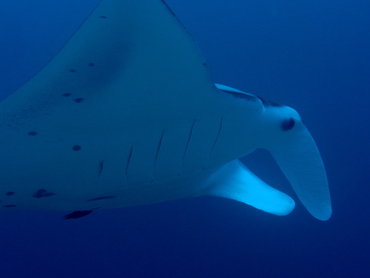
top-left (0, 0), bottom-right (369, 277)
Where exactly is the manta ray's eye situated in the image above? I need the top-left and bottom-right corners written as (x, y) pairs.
top-left (281, 118), bottom-right (295, 131)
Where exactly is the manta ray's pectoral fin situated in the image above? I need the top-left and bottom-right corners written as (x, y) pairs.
top-left (205, 160), bottom-right (295, 216)
top-left (64, 210), bottom-right (93, 220)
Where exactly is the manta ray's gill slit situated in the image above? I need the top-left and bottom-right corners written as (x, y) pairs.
top-left (125, 145), bottom-right (134, 179)
top-left (99, 15), bottom-right (107, 19)
top-left (3, 205), bottom-right (17, 208)
top-left (6, 192), bottom-right (15, 196)
top-left (62, 93), bottom-right (71, 97)
top-left (88, 63), bottom-right (95, 67)
top-left (69, 69), bottom-right (77, 73)
top-left (209, 116), bottom-right (224, 158)
top-left (182, 120), bottom-right (197, 169)
top-left (98, 160), bottom-right (104, 176)
top-left (154, 130), bottom-right (166, 167)
top-left (28, 131), bottom-right (38, 136)
top-left (96, 161), bottom-right (105, 188)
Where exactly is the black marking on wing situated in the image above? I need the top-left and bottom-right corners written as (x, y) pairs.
top-left (33, 189), bottom-right (55, 198)
top-left (87, 196), bottom-right (116, 201)
top-left (72, 145), bottom-right (82, 151)
top-left (74, 98), bottom-right (84, 103)
top-left (154, 131), bottom-right (166, 166)
top-left (3, 205), bottom-right (17, 208)
top-left (182, 121), bottom-right (196, 168)
top-left (281, 118), bottom-right (295, 131)
top-left (6, 192), bottom-right (15, 196)
top-left (64, 211), bottom-right (93, 220)
top-left (210, 116), bottom-right (224, 157)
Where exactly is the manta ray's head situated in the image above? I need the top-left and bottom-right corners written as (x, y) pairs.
top-left (215, 84), bottom-right (332, 221)
top-left (256, 99), bottom-right (332, 221)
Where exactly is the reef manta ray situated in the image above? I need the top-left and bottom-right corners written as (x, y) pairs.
top-left (0, 0), bottom-right (331, 220)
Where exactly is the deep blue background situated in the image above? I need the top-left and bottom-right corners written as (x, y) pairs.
top-left (1, 0), bottom-right (369, 277)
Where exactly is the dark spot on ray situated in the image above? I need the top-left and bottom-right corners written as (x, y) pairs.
top-left (64, 210), bottom-right (93, 220)
top-left (69, 69), bottom-right (77, 73)
top-left (74, 98), bottom-right (84, 103)
top-left (4, 205), bottom-right (17, 208)
top-left (72, 145), bottom-right (81, 151)
top-left (87, 196), bottom-right (116, 201)
top-left (28, 131), bottom-right (38, 136)
top-left (6, 192), bottom-right (15, 196)
top-left (88, 63), bottom-right (95, 67)
top-left (281, 118), bottom-right (295, 131)
top-left (99, 15), bottom-right (107, 18)
top-left (33, 189), bottom-right (55, 198)
top-left (62, 93), bottom-right (71, 97)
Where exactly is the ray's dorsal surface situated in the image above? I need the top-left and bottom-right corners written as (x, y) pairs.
top-left (0, 0), bottom-right (242, 210)
top-left (0, 0), bottom-right (331, 220)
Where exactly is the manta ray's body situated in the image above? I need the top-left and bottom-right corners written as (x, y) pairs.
top-left (0, 0), bottom-right (331, 220)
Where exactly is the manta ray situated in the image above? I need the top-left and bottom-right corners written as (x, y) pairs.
top-left (0, 0), bottom-right (331, 220)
